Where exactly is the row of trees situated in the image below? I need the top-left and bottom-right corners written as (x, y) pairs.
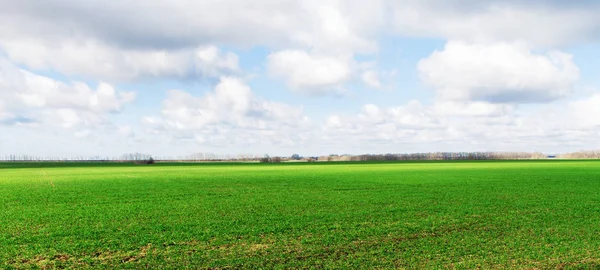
top-left (337, 152), bottom-right (548, 161)
top-left (0, 152), bottom-right (264, 162)
top-left (556, 150), bottom-right (600, 159)
top-left (7, 150), bottom-right (600, 162)
top-left (0, 155), bottom-right (128, 162)
top-left (260, 155), bottom-right (282, 163)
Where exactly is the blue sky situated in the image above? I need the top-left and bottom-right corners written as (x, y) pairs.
top-left (2, 0), bottom-right (600, 158)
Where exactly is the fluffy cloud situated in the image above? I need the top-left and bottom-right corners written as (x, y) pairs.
top-left (267, 52), bottom-right (394, 94)
top-left (267, 50), bottom-right (352, 93)
top-left (390, 0), bottom-right (600, 46)
top-left (0, 0), bottom-right (381, 52)
top-left (361, 70), bottom-right (382, 88)
top-left (0, 0), bottom-right (385, 88)
top-left (321, 94), bottom-right (600, 153)
top-left (432, 101), bottom-right (515, 117)
top-left (323, 101), bottom-right (444, 147)
top-left (358, 102), bottom-right (440, 129)
top-left (0, 39), bottom-right (238, 82)
top-left (324, 100), bottom-right (514, 146)
top-left (0, 57), bottom-right (135, 128)
top-left (4, 0), bottom-right (596, 93)
top-left (6, 0), bottom-right (597, 50)
top-left (568, 94), bottom-right (600, 128)
top-left (418, 41), bottom-right (579, 103)
top-left (144, 77), bottom-right (312, 147)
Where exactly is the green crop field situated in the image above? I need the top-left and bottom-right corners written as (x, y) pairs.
top-left (2, 161), bottom-right (600, 269)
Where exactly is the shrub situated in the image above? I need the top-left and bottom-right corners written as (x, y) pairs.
top-left (134, 157), bottom-right (155, 165)
top-left (260, 155), bottom-right (271, 163)
top-left (260, 155), bottom-right (282, 163)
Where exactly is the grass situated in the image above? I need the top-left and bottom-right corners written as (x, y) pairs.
top-left (1, 160), bottom-right (600, 269)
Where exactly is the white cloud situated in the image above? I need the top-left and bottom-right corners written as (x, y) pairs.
top-left (74, 129), bottom-right (92, 138)
top-left (118, 126), bottom-right (135, 138)
top-left (267, 50), bottom-right (352, 93)
top-left (323, 101), bottom-right (444, 147)
top-left (0, 39), bottom-right (238, 82)
top-left (320, 97), bottom-right (600, 153)
top-left (0, 57), bottom-right (135, 128)
top-left (418, 41), bottom-right (579, 103)
top-left (1, 0), bottom-right (598, 89)
top-left (390, 1), bottom-right (600, 46)
top-left (432, 101), bottom-right (515, 117)
top-left (0, 0), bottom-right (385, 87)
top-left (359, 102), bottom-right (441, 129)
top-left (569, 94), bottom-right (600, 128)
top-left (361, 70), bottom-right (382, 88)
top-left (0, 0), bottom-right (382, 52)
top-left (6, 0), bottom-right (595, 51)
top-left (145, 77), bottom-right (312, 147)
top-left (194, 46), bottom-right (239, 78)
top-left (5, 0), bottom-right (595, 96)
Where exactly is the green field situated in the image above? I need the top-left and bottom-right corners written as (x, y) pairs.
top-left (2, 161), bottom-right (600, 269)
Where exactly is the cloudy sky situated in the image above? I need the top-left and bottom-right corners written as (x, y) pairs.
top-left (2, 0), bottom-right (600, 158)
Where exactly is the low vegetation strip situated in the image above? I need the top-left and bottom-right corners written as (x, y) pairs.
top-left (2, 161), bottom-right (600, 268)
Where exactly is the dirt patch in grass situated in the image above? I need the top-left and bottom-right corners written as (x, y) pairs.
top-left (7, 254), bottom-right (78, 269)
top-left (6, 244), bottom-right (156, 268)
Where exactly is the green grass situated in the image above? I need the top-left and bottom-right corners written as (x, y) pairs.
top-left (2, 161), bottom-right (600, 269)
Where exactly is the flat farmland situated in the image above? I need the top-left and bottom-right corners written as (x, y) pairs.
top-left (1, 161), bottom-right (600, 269)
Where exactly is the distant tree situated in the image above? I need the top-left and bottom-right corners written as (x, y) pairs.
top-left (260, 154), bottom-right (271, 163)
top-left (133, 156), bottom-right (155, 165)
top-left (291, 154), bottom-right (302, 160)
top-left (146, 157), bottom-right (155, 164)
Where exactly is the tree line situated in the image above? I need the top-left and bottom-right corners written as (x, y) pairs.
top-left (0, 151), bottom-right (580, 162)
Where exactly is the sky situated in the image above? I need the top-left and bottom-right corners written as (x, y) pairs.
top-left (2, 0), bottom-right (600, 158)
